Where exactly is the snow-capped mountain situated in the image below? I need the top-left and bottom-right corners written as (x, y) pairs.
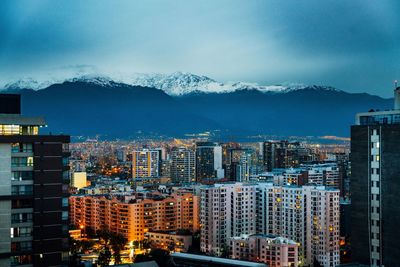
top-left (3, 72), bottom-right (392, 138)
top-left (2, 71), bottom-right (342, 96)
top-left (128, 72), bottom-right (341, 96)
top-left (4, 78), bottom-right (58, 91)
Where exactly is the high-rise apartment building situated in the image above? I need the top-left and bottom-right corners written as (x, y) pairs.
top-left (200, 183), bottom-right (257, 256)
top-left (226, 148), bottom-right (257, 182)
top-left (0, 94), bottom-right (70, 266)
top-left (70, 192), bottom-right (199, 243)
top-left (263, 141), bottom-right (313, 172)
top-left (350, 87), bottom-right (400, 267)
top-left (303, 163), bottom-right (341, 188)
top-left (200, 182), bottom-right (340, 266)
top-left (257, 184), bottom-right (340, 266)
top-left (170, 147), bottom-right (195, 183)
top-left (195, 142), bottom-right (224, 181)
top-left (132, 149), bottom-right (161, 179)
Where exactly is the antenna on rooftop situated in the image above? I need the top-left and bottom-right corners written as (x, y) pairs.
top-left (395, 80), bottom-right (400, 110)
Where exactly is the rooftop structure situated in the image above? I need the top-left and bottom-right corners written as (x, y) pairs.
top-left (355, 86), bottom-right (400, 126)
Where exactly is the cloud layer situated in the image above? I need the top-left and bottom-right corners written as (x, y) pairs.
top-left (0, 0), bottom-right (399, 96)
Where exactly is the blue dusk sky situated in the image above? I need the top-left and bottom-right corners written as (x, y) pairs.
top-left (0, 0), bottom-right (399, 97)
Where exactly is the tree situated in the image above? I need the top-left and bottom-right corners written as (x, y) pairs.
top-left (97, 247), bottom-right (112, 267)
top-left (69, 237), bottom-right (95, 266)
top-left (110, 232), bottom-right (127, 265)
top-left (149, 249), bottom-right (173, 267)
top-left (167, 241), bottom-right (176, 252)
top-left (81, 239), bottom-right (95, 253)
top-left (142, 239), bottom-right (153, 250)
top-left (134, 253), bottom-right (152, 263)
top-left (96, 227), bottom-right (128, 265)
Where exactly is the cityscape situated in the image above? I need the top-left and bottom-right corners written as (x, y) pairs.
top-left (0, 1), bottom-right (399, 267)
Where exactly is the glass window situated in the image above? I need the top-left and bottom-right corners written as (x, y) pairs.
top-left (10, 255), bottom-right (32, 265)
top-left (62, 198), bottom-right (69, 207)
top-left (0, 125), bottom-right (20, 135)
top-left (11, 185), bottom-right (33, 196)
top-left (11, 157), bottom-right (34, 167)
top-left (62, 157), bottom-right (69, 166)
top-left (12, 171), bottom-right (33, 181)
top-left (11, 213), bottom-right (33, 223)
top-left (11, 241), bottom-right (32, 252)
top-left (12, 199), bottom-right (33, 209)
top-left (62, 211), bottom-right (68, 220)
top-left (11, 143), bottom-right (33, 153)
top-left (20, 126), bottom-right (39, 135)
top-left (62, 171), bottom-right (70, 180)
top-left (62, 143), bottom-right (69, 152)
top-left (11, 227), bottom-right (32, 238)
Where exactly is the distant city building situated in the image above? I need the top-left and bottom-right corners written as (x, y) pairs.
top-left (350, 87), bottom-right (400, 267)
top-left (303, 163), bottom-right (341, 188)
top-left (170, 147), bottom-right (196, 183)
top-left (116, 147), bottom-right (128, 162)
top-left (230, 234), bottom-right (299, 267)
top-left (0, 94), bottom-right (70, 266)
top-left (132, 149), bottom-right (161, 179)
top-left (71, 171), bottom-right (87, 189)
top-left (226, 148), bottom-right (259, 182)
top-left (195, 142), bottom-right (224, 181)
top-left (263, 141), bottom-right (314, 172)
top-left (281, 168), bottom-right (309, 186)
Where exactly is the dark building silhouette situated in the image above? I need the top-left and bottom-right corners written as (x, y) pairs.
top-left (170, 147), bottom-right (195, 183)
top-left (0, 94), bottom-right (70, 266)
top-left (350, 87), bottom-right (400, 267)
top-left (262, 141), bottom-right (313, 171)
top-left (195, 142), bottom-right (223, 182)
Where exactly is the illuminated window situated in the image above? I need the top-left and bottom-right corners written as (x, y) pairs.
top-left (0, 125), bottom-right (20, 135)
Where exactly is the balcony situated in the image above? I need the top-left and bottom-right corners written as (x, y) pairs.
top-left (12, 159), bottom-right (33, 167)
top-left (11, 185), bottom-right (33, 196)
top-left (11, 241), bottom-right (32, 253)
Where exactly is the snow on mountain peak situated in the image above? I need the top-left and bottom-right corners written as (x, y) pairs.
top-left (4, 78), bottom-right (57, 91)
top-left (128, 72), bottom-right (302, 95)
top-left (128, 72), bottom-right (217, 95)
top-left (69, 74), bottom-right (119, 87)
top-left (2, 71), bottom-right (341, 96)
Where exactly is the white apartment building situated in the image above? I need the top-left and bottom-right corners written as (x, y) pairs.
top-left (200, 183), bottom-right (257, 256)
top-left (230, 234), bottom-right (299, 267)
top-left (200, 182), bottom-right (340, 267)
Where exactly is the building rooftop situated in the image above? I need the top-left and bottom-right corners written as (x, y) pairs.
top-left (355, 87), bottom-right (400, 125)
top-left (0, 113), bottom-right (46, 126)
top-left (230, 234), bottom-right (298, 245)
top-left (171, 253), bottom-right (267, 267)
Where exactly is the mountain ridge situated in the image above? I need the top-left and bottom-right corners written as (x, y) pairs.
top-left (1, 76), bottom-right (394, 138)
top-left (3, 72), bottom-right (345, 96)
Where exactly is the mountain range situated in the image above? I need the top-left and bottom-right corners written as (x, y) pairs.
top-left (1, 72), bottom-right (394, 139)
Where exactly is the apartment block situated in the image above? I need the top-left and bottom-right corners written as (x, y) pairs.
top-left (230, 234), bottom-right (299, 267)
top-left (70, 192), bottom-right (199, 242)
